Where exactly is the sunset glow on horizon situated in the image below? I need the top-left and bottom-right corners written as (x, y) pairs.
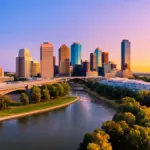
top-left (0, 0), bottom-right (150, 72)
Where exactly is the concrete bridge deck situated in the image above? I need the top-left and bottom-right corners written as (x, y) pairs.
top-left (0, 76), bottom-right (104, 95)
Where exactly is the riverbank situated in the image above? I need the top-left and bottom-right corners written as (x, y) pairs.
top-left (85, 88), bottom-right (119, 109)
top-left (0, 96), bottom-right (79, 122)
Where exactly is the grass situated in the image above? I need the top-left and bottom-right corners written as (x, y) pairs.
top-left (0, 97), bottom-right (77, 117)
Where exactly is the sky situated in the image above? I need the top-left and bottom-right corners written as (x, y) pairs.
top-left (0, 0), bottom-right (150, 72)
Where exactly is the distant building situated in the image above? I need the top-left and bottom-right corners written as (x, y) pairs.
top-left (90, 53), bottom-right (97, 71)
top-left (31, 60), bottom-right (40, 77)
top-left (110, 61), bottom-right (117, 70)
top-left (72, 65), bottom-right (83, 76)
top-left (59, 44), bottom-right (70, 76)
top-left (53, 56), bottom-right (56, 67)
top-left (98, 63), bottom-right (112, 77)
top-left (40, 42), bottom-right (54, 78)
top-left (115, 70), bottom-right (133, 78)
top-left (82, 60), bottom-right (98, 77)
top-left (71, 42), bottom-right (82, 66)
top-left (54, 65), bottom-right (59, 77)
top-left (82, 61), bottom-right (90, 76)
top-left (16, 48), bottom-right (33, 78)
top-left (102, 52), bottom-right (109, 64)
top-left (94, 48), bottom-right (102, 67)
top-left (0, 68), bottom-right (3, 77)
top-left (121, 39), bottom-right (131, 70)
top-left (86, 70), bottom-right (98, 77)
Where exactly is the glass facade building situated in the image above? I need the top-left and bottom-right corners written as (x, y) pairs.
top-left (121, 40), bottom-right (131, 71)
top-left (94, 48), bottom-right (102, 67)
top-left (71, 43), bottom-right (82, 66)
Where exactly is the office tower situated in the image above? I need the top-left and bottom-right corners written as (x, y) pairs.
top-left (94, 48), bottom-right (102, 67)
top-left (31, 60), bottom-right (40, 77)
top-left (53, 56), bottom-right (56, 67)
top-left (40, 42), bottom-right (54, 78)
top-left (71, 42), bottom-right (82, 66)
top-left (72, 65), bottom-right (83, 76)
top-left (90, 53), bottom-right (97, 71)
top-left (59, 44), bottom-right (70, 76)
top-left (121, 40), bottom-right (131, 70)
top-left (102, 52), bottom-right (109, 64)
top-left (0, 68), bottom-right (3, 77)
top-left (82, 60), bottom-right (90, 76)
top-left (16, 48), bottom-right (33, 78)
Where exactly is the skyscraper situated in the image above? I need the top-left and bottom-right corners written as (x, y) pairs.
top-left (121, 40), bottom-right (131, 70)
top-left (31, 60), bottom-right (40, 77)
top-left (71, 42), bottom-right (82, 66)
top-left (94, 48), bottom-right (102, 67)
top-left (53, 56), bottom-right (56, 67)
top-left (90, 53), bottom-right (97, 71)
top-left (16, 48), bottom-right (33, 78)
top-left (102, 52), bottom-right (109, 64)
top-left (40, 42), bottom-right (54, 78)
top-left (59, 44), bottom-right (70, 75)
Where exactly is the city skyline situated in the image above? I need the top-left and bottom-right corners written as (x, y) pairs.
top-left (0, 0), bottom-right (150, 72)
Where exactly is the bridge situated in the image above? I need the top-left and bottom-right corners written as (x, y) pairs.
top-left (0, 76), bottom-right (104, 95)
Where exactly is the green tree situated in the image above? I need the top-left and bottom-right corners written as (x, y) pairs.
top-left (62, 82), bottom-right (70, 95)
top-left (78, 129), bottom-right (112, 150)
top-left (0, 95), bottom-right (12, 110)
top-left (20, 93), bottom-right (29, 105)
top-left (31, 86), bottom-right (41, 103)
top-left (113, 112), bottom-right (136, 127)
top-left (42, 88), bottom-right (50, 101)
top-left (54, 83), bottom-right (64, 96)
top-left (51, 86), bottom-right (59, 98)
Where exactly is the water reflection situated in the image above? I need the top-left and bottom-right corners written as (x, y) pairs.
top-left (18, 117), bottom-right (29, 127)
top-left (0, 90), bottom-right (115, 150)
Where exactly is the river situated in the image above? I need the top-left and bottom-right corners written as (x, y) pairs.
top-left (0, 89), bottom-right (115, 150)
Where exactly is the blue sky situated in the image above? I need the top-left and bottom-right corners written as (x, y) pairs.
top-left (0, 0), bottom-right (150, 72)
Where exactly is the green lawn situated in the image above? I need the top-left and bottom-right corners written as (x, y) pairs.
top-left (0, 97), bottom-right (77, 117)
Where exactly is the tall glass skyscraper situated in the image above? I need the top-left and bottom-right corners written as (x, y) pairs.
top-left (94, 48), bottom-right (102, 67)
top-left (71, 42), bottom-right (82, 65)
top-left (121, 40), bottom-right (131, 71)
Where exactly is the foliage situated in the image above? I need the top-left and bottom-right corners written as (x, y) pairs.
top-left (31, 86), bottom-right (41, 103)
top-left (80, 82), bottom-right (150, 150)
top-left (42, 88), bottom-right (50, 101)
top-left (62, 82), bottom-right (70, 95)
top-left (78, 129), bottom-right (112, 150)
top-left (53, 83), bottom-right (64, 96)
top-left (20, 93), bottom-right (29, 105)
top-left (50, 86), bottom-right (59, 98)
top-left (0, 95), bottom-right (12, 110)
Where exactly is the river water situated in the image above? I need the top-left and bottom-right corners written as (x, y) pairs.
top-left (0, 90), bottom-right (115, 150)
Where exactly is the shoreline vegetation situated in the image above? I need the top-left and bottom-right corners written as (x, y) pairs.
top-left (85, 88), bottom-right (119, 109)
top-left (0, 82), bottom-right (77, 122)
top-left (78, 80), bottom-right (150, 150)
top-left (0, 96), bottom-right (78, 122)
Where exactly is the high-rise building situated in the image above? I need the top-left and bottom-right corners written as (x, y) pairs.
top-left (59, 44), bottom-right (70, 76)
top-left (40, 42), bottom-right (54, 78)
top-left (90, 53), bottom-right (97, 71)
top-left (0, 67), bottom-right (3, 77)
top-left (31, 60), bottom-right (40, 77)
top-left (102, 52), bottom-right (109, 64)
top-left (94, 48), bottom-right (102, 67)
top-left (121, 40), bottom-right (131, 70)
top-left (71, 42), bottom-right (82, 66)
top-left (16, 48), bottom-right (33, 78)
top-left (53, 56), bottom-right (56, 67)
